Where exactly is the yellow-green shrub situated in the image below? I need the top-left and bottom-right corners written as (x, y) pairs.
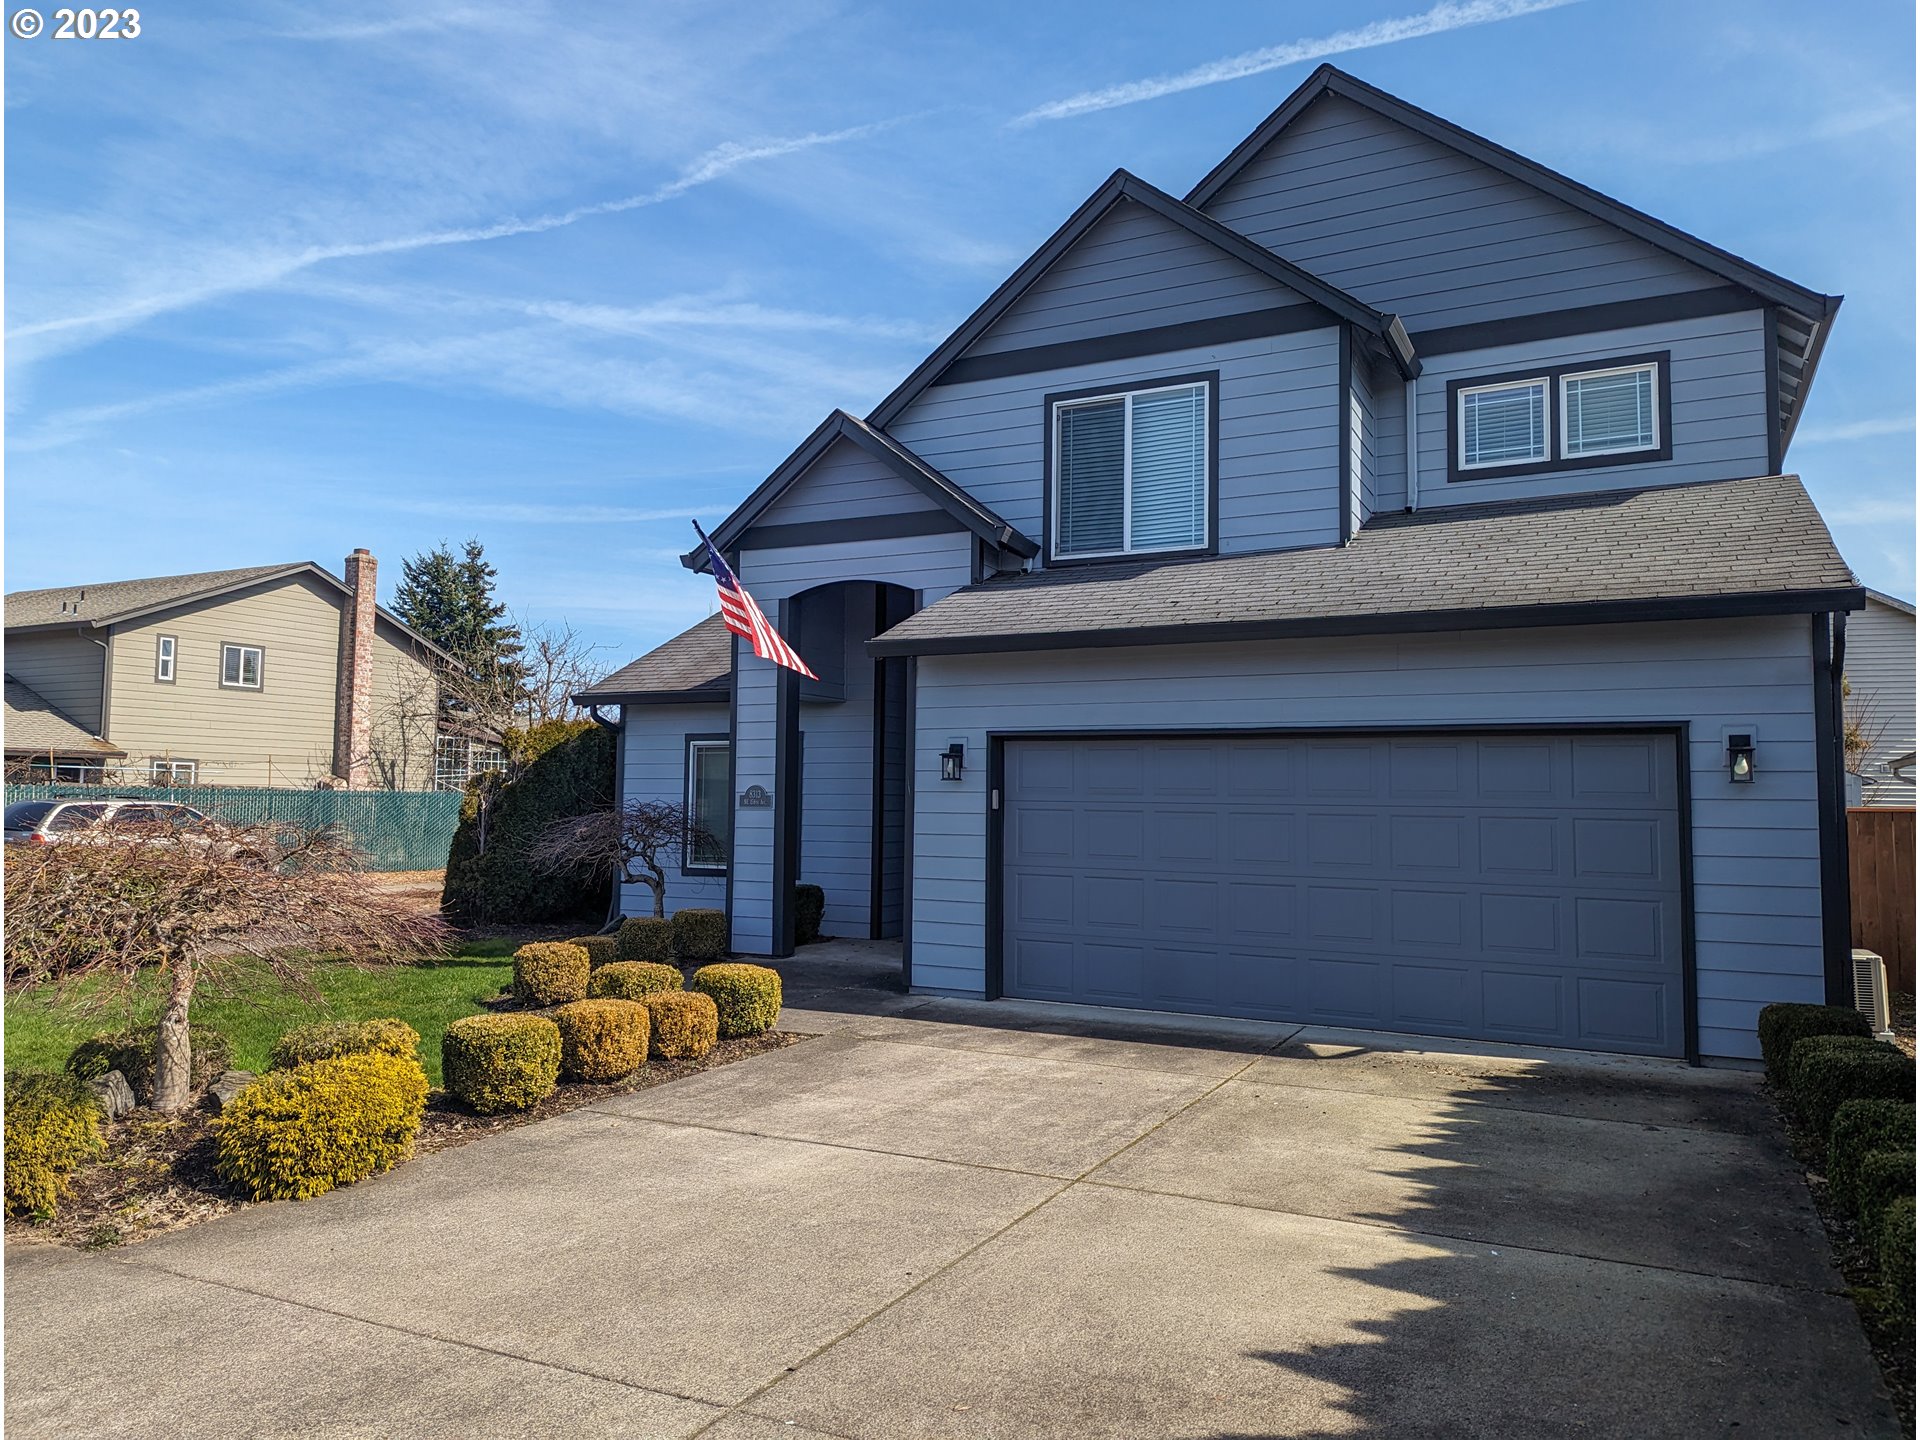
top-left (443, 1013), bottom-right (561, 1113)
top-left (671, 908), bottom-right (728, 962)
top-left (569, 935), bottom-right (619, 969)
top-left (211, 1051), bottom-right (428, 1202)
top-left (590, 961), bottom-right (683, 1001)
top-left (513, 942), bottom-right (590, 1007)
top-left (642, 991), bottom-right (719, 1060)
top-left (691, 963), bottom-right (782, 1038)
top-left (618, 916), bottom-right (674, 964)
top-left (269, 1018), bottom-right (420, 1071)
top-left (4, 1072), bottom-right (104, 1218)
top-left (554, 1000), bottom-right (650, 1082)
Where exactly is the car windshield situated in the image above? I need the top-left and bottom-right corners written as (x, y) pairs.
top-left (4, 801), bottom-right (57, 829)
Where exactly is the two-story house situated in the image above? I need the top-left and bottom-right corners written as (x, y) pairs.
top-left (580, 66), bottom-right (1861, 1065)
top-left (3, 549), bottom-right (472, 790)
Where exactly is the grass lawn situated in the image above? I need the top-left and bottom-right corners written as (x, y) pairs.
top-left (3, 938), bottom-right (520, 1086)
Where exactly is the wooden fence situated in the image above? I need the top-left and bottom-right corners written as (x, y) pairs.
top-left (1849, 807), bottom-right (1915, 995)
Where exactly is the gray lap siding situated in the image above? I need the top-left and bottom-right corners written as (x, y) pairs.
top-left (908, 616), bottom-right (1823, 1062)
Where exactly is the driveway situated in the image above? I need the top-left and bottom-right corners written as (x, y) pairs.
top-left (5, 943), bottom-right (1899, 1438)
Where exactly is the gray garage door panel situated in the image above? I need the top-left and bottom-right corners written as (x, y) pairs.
top-left (1001, 734), bottom-right (1686, 1056)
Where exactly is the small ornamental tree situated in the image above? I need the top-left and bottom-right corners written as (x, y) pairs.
top-left (4, 821), bottom-right (447, 1113)
top-left (532, 801), bottom-right (714, 920)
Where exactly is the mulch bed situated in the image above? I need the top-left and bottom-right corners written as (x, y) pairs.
top-left (1768, 1082), bottom-right (1915, 1433)
top-left (7, 1030), bottom-right (805, 1252)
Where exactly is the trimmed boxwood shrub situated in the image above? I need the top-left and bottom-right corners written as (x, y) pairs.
top-left (642, 991), bottom-right (718, 1060)
top-left (795, 884), bottom-right (825, 945)
top-left (443, 1014), bottom-right (561, 1114)
top-left (554, 1000), bottom-right (650, 1082)
top-left (269, 1019), bottom-right (421, 1071)
top-left (513, 942), bottom-right (591, 1008)
top-left (672, 908), bottom-right (728, 963)
top-left (212, 1051), bottom-right (428, 1202)
top-left (1880, 1196), bottom-right (1915, 1328)
top-left (1758, 1002), bottom-right (1871, 1086)
top-left (691, 963), bottom-right (782, 1039)
top-left (65, 1024), bottom-right (232, 1103)
top-left (4, 1072), bottom-right (104, 1217)
top-left (569, 935), bottom-right (619, 969)
top-left (590, 962), bottom-right (683, 1001)
top-left (1855, 1150), bottom-right (1916, 1234)
top-left (617, 916), bottom-right (674, 964)
top-left (1788, 1036), bottom-right (1914, 1142)
top-left (1827, 1099), bottom-right (1916, 1214)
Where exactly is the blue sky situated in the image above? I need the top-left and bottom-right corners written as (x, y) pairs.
top-left (6, 0), bottom-right (1914, 671)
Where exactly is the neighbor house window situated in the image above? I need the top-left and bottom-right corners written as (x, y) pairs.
top-left (1051, 378), bottom-right (1210, 560)
top-left (220, 644), bottom-right (263, 689)
top-left (685, 737), bottom-right (731, 872)
top-left (154, 635), bottom-right (176, 683)
top-left (434, 736), bottom-right (506, 791)
top-left (1561, 361), bottom-right (1659, 458)
top-left (1459, 378), bottom-right (1549, 470)
top-left (148, 759), bottom-right (197, 785)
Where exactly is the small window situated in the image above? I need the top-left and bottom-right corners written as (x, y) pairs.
top-left (155, 635), bottom-right (176, 683)
top-left (148, 759), bottom-right (197, 785)
top-left (220, 644), bottom-right (263, 689)
top-left (685, 739), bottom-right (731, 872)
top-left (1053, 380), bottom-right (1209, 560)
top-left (1562, 362), bottom-right (1658, 458)
top-left (1459, 378), bottom-right (1549, 470)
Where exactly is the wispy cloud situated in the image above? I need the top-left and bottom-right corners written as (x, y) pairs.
top-left (377, 499), bottom-right (711, 525)
top-left (1010, 0), bottom-right (1578, 126)
top-left (9, 120), bottom-right (902, 346)
top-left (279, 7), bottom-right (521, 42)
top-left (1795, 415), bottom-right (1916, 445)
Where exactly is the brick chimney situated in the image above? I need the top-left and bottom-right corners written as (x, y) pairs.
top-left (333, 548), bottom-right (377, 788)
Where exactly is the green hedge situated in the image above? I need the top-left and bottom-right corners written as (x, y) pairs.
top-left (672, 908), bottom-right (728, 963)
top-left (65, 1023), bottom-right (232, 1103)
top-left (212, 1052), bottom-right (428, 1202)
top-left (691, 963), bottom-right (782, 1039)
top-left (513, 942), bottom-right (591, 1008)
top-left (1788, 1036), bottom-right (1914, 1143)
top-left (442, 720), bottom-right (614, 925)
top-left (568, 935), bottom-right (619, 969)
top-left (589, 962), bottom-right (683, 1001)
top-left (1879, 1197), bottom-right (1914, 1330)
top-left (4, 1072), bottom-right (104, 1217)
top-left (617, 916), bottom-right (674, 964)
top-left (269, 1019), bottom-right (421, 1071)
top-left (795, 884), bottom-right (825, 945)
top-left (1826, 1100), bottom-right (1916, 1215)
top-left (1757, 1003), bottom-right (1871, 1086)
top-left (443, 1014), bottom-right (561, 1114)
top-left (1855, 1150), bottom-right (1916, 1235)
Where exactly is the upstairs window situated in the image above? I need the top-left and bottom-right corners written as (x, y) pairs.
top-left (1562, 362), bottom-right (1658, 458)
top-left (220, 643), bottom-right (263, 689)
top-left (154, 635), bottom-right (176, 683)
top-left (1052, 378), bottom-right (1211, 560)
top-left (1459, 378), bottom-right (1549, 470)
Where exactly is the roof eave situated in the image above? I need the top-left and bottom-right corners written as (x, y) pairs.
top-left (573, 683), bottom-right (731, 707)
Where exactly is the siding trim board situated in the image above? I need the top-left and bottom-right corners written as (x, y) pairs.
top-left (1409, 286), bottom-right (1757, 357)
top-left (1338, 325), bottom-right (1355, 544)
top-left (1812, 611), bottom-right (1853, 1003)
top-left (1444, 351), bottom-right (1674, 486)
top-left (933, 303), bottom-right (1332, 387)
top-left (740, 511), bottom-right (966, 552)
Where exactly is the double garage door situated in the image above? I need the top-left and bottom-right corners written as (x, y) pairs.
top-left (1000, 732), bottom-right (1686, 1057)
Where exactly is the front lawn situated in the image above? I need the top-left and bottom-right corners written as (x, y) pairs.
top-left (3, 938), bottom-right (519, 1086)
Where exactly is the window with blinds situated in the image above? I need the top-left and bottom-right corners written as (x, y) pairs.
top-left (1562, 363), bottom-right (1658, 457)
top-left (1459, 378), bottom-right (1548, 469)
top-left (1053, 381), bottom-right (1208, 558)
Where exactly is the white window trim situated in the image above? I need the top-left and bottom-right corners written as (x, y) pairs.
top-left (1051, 379), bottom-right (1211, 562)
top-left (1559, 360), bottom-right (1661, 460)
top-left (155, 635), bottom-right (176, 683)
top-left (685, 738), bottom-right (730, 873)
top-left (148, 758), bottom-right (197, 784)
top-left (220, 643), bottom-right (264, 690)
top-left (1456, 376), bottom-right (1551, 472)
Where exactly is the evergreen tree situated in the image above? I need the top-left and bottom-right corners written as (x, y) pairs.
top-left (393, 539), bottom-right (526, 724)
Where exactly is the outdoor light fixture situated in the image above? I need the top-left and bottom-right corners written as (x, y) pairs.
top-left (1726, 733), bottom-right (1756, 784)
top-left (940, 742), bottom-right (966, 782)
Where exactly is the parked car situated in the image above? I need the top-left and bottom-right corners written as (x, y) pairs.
top-left (3, 798), bottom-right (209, 845)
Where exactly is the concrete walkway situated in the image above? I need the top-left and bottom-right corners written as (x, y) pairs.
top-left (5, 942), bottom-right (1899, 1438)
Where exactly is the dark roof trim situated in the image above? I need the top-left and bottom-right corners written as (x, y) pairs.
top-left (868, 168), bottom-right (1415, 430)
top-left (573, 684), bottom-right (730, 707)
top-left (1186, 66), bottom-right (1840, 324)
top-left (1410, 285), bottom-right (1757, 357)
top-left (682, 410), bottom-right (1037, 570)
top-left (868, 587), bottom-right (1868, 659)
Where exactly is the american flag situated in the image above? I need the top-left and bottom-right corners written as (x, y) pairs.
top-left (694, 523), bottom-right (818, 680)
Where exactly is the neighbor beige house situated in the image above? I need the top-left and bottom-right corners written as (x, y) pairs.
top-left (3, 550), bottom-right (473, 790)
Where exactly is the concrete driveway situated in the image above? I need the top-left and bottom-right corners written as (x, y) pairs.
top-left (6, 944), bottom-right (1899, 1438)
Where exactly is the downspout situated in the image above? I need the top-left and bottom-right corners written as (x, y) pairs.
top-left (588, 703), bottom-right (625, 932)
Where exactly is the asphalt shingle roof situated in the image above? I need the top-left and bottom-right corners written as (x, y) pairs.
top-left (579, 613), bottom-right (731, 702)
top-left (3, 677), bottom-right (122, 756)
top-left (5, 564), bottom-right (299, 630)
top-left (870, 474), bottom-right (1859, 657)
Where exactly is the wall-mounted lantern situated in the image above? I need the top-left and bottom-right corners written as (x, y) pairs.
top-left (940, 742), bottom-right (966, 782)
top-left (1726, 733), bottom-right (1756, 784)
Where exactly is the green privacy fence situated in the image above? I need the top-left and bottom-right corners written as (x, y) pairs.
top-left (2, 785), bottom-right (463, 872)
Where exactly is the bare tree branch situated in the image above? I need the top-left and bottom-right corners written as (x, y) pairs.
top-left (530, 801), bottom-right (712, 919)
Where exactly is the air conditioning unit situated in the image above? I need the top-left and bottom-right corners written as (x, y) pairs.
top-left (1851, 949), bottom-right (1894, 1040)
